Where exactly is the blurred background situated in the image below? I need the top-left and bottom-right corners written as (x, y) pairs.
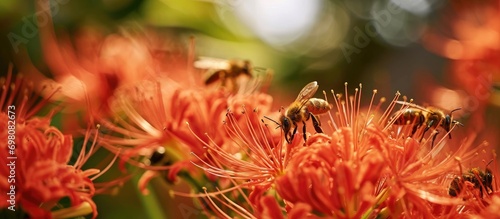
top-left (1, 0), bottom-right (500, 218)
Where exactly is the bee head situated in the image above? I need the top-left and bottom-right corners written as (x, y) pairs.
top-left (279, 115), bottom-right (292, 143)
top-left (242, 60), bottom-right (252, 75)
top-left (444, 108), bottom-right (463, 139)
top-left (146, 147), bottom-right (169, 166)
top-left (485, 168), bottom-right (493, 187)
top-left (484, 160), bottom-right (494, 189)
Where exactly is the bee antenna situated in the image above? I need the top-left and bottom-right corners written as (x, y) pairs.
top-left (263, 115), bottom-right (281, 129)
top-left (449, 108), bottom-right (463, 126)
top-left (450, 107), bottom-right (462, 114)
top-left (253, 66), bottom-right (267, 71)
top-left (486, 159), bottom-right (494, 167)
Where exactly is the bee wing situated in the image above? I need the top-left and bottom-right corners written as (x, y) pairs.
top-left (295, 81), bottom-right (319, 103)
top-left (289, 81), bottom-right (319, 114)
top-left (194, 57), bottom-right (231, 70)
top-left (395, 101), bottom-right (433, 113)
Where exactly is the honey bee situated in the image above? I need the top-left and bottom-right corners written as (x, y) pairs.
top-left (143, 147), bottom-right (175, 182)
top-left (448, 166), bottom-right (494, 198)
top-left (194, 57), bottom-right (252, 87)
top-left (144, 147), bottom-right (170, 166)
top-left (266, 81), bottom-right (331, 143)
top-left (390, 101), bottom-right (462, 147)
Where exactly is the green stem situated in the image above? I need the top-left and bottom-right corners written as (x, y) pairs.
top-left (361, 187), bottom-right (390, 219)
top-left (132, 169), bottom-right (167, 219)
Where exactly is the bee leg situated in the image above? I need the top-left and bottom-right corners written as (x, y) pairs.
top-left (411, 124), bottom-right (419, 137)
top-left (310, 113), bottom-right (323, 133)
top-left (219, 71), bottom-right (227, 87)
top-left (291, 125), bottom-right (298, 141)
top-left (302, 121), bottom-right (307, 142)
top-left (285, 134), bottom-right (291, 144)
top-left (424, 119), bottom-right (435, 136)
top-left (415, 124), bottom-right (426, 142)
top-left (430, 130), bottom-right (439, 149)
top-left (420, 121), bottom-right (434, 143)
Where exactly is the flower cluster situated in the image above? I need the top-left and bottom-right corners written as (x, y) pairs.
top-left (188, 84), bottom-right (499, 218)
top-left (2, 1), bottom-right (499, 218)
top-left (97, 75), bottom-right (275, 193)
top-left (0, 66), bottom-right (119, 218)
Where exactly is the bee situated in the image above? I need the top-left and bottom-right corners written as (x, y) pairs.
top-left (389, 101), bottom-right (462, 147)
top-left (144, 147), bottom-right (170, 166)
top-left (194, 57), bottom-right (252, 87)
top-left (266, 81), bottom-right (331, 143)
top-left (448, 166), bottom-right (494, 198)
top-left (142, 147), bottom-right (176, 183)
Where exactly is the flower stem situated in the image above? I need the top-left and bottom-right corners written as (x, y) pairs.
top-left (133, 167), bottom-right (168, 219)
top-left (361, 187), bottom-right (390, 219)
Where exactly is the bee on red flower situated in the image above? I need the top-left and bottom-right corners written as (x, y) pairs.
top-left (389, 101), bottom-right (463, 147)
top-left (449, 164), bottom-right (494, 198)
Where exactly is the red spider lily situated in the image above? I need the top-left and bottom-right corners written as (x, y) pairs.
top-left (0, 70), bottom-right (120, 218)
top-left (36, 25), bottom-right (180, 111)
top-left (276, 129), bottom-right (385, 218)
top-left (473, 192), bottom-right (500, 218)
top-left (18, 0), bottom-right (191, 136)
top-left (187, 83), bottom-right (497, 218)
top-left (0, 117), bottom-right (119, 218)
top-left (190, 107), bottom-right (288, 188)
top-left (272, 84), bottom-right (388, 218)
top-left (166, 98), bottom-right (284, 218)
top-left (98, 74), bottom-right (275, 193)
top-left (1, 64), bottom-right (60, 123)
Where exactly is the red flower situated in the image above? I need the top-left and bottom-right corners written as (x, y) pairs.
top-left (0, 70), bottom-right (118, 218)
top-left (475, 192), bottom-right (500, 218)
top-left (189, 83), bottom-right (496, 218)
top-left (17, 0), bottom-right (190, 135)
top-left (276, 129), bottom-right (385, 218)
top-left (191, 107), bottom-right (288, 188)
top-left (98, 70), bottom-right (275, 192)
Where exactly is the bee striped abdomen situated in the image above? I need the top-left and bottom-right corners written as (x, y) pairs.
top-left (392, 109), bottom-right (425, 125)
top-left (306, 98), bottom-right (331, 114)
